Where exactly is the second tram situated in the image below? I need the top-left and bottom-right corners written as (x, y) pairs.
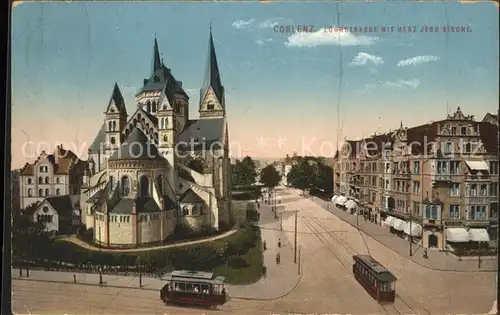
top-left (160, 270), bottom-right (227, 308)
top-left (352, 255), bottom-right (397, 303)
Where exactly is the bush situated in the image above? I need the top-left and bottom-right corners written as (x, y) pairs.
top-left (227, 256), bottom-right (249, 268)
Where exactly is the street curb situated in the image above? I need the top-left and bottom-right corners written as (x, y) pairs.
top-left (62, 229), bottom-right (238, 252)
top-left (310, 197), bottom-right (496, 273)
top-left (12, 277), bottom-right (158, 291)
top-left (229, 272), bottom-right (302, 301)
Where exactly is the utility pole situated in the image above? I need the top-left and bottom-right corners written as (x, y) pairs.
top-left (98, 226), bottom-right (103, 286)
top-left (409, 209), bottom-right (413, 256)
top-left (298, 246), bottom-right (301, 275)
top-left (294, 211), bottom-right (298, 263)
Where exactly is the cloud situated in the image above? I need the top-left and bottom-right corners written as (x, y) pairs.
top-left (397, 55), bottom-right (439, 67)
top-left (258, 18), bottom-right (285, 29)
top-left (369, 67), bottom-right (379, 74)
top-left (380, 78), bottom-right (420, 90)
top-left (285, 29), bottom-right (379, 47)
top-left (232, 19), bottom-right (255, 29)
top-left (349, 52), bottom-right (384, 66)
top-left (357, 78), bottom-right (420, 94)
top-left (256, 38), bottom-right (273, 46)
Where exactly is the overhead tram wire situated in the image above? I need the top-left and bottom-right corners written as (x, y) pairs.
top-left (334, 2), bottom-right (372, 258)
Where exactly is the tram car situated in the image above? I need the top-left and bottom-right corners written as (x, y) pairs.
top-left (160, 270), bottom-right (227, 308)
top-left (352, 255), bottom-right (397, 303)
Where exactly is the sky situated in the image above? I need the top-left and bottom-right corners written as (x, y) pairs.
top-left (11, 1), bottom-right (499, 169)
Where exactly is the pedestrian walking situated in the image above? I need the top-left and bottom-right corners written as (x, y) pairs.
top-left (263, 240), bottom-right (267, 250)
top-left (278, 238), bottom-right (281, 248)
top-left (73, 274), bottom-right (77, 283)
top-left (276, 253), bottom-right (281, 265)
top-left (262, 265), bottom-right (267, 278)
top-left (423, 247), bottom-right (428, 259)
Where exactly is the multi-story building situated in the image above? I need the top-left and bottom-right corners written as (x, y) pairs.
top-left (334, 107), bottom-right (498, 250)
top-left (482, 112), bottom-right (498, 126)
top-left (19, 145), bottom-right (87, 211)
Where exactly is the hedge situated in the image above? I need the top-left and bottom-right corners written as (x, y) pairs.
top-left (17, 225), bottom-right (261, 274)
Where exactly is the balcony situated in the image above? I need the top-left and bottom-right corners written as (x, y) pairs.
top-left (465, 173), bottom-right (490, 181)
top-left (464, 195), bottom-right (491, 205)
top-left (392, 168), bottom-right (411, 179)
top-left (432, 174), bottom-right (451, 182)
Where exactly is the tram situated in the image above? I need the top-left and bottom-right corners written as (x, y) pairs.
top-left (352, 255), bottom-right (397, 303)
top-left (160, 270), bottom-right (227, 308)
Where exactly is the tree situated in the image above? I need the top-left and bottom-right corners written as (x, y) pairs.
top-left (260, 165), bottom-right (281, 189)
top-left (231, 156), bottom-right (258, 188)
top-left (287, 160), bottom-right (316, 195)
top-left (315, 163), bottom-right (334, 193)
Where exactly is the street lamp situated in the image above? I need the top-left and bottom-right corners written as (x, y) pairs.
top-left (98, 226), bottom-right (103, 285)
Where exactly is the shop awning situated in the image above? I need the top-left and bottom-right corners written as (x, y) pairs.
top-left (331, 195), bottom-right (338, 203)
top-left (465, 160), bottom-right (489, 172)
top-left (384, 216), bottom-right (396, 227)
top-left (335, 196), bottom-right (348, 206)
top-left (446, 228), bottom-right (469, 243)
top-left (468, 228), bottom-right (490, 242)
top-left (345, 200), bottom-right (357, 210)
top-left (393, 219), bottom-right (406, 231)
top-left (403, 222), bottom-right (422, 237)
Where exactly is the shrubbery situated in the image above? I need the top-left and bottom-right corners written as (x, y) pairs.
top-left (16, 225), bottom-right (262, 274)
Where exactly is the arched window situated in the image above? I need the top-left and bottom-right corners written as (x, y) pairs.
top-left (56, 189), bottom-right (60, 196)
top-left (163, 134), bottom-right (168, 142)
top-left (111, 137), bottom-right (116, 145)
top-left (147, 101), bottom-right (151, 113)
top-left (38, 177), bottom-right (43, 184)
top-left (38, 189), bottom-right (43, 197)
top-left (108, 121), bottom-right (113, 131)
top-left (56, 177), bottom-right (60, 184)
top-left (45, 188), bottom-right (49, 196)
top-left (109, 176), bottom-right (115, 192)
top-left (45, 177), bottom-right (49, 184)
top-left (160, 118), bottom-right (165, 129)
top-left (28, 189), bottom-right (33, 197)
top-left (27, 178), bottom-right (32, 184)
top-left (152, 101), bottom-right (157, 113)
top-left (156, 175), bottom-right (163, 195)
top-left (39, 166), bottom-right (44, 173)
top-left (140, 175), bottom-right (149, 197)
top-left (121, 176), bottom-right (130, 196)
top-left (112, 121), bottom-right (117, 131)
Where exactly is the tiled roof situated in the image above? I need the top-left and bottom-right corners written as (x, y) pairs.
top-left (405, 121), bottom-right (441, 154)
top-left (45, 195), bottom-right (75, 218)
top-left (106, 83), bottom-right (127, 115)
top-left (88, 123), bottom-right (107, 153)
top-left (108, 196), bottom-right (175, 213)
top-left (177, 118), bottom-right (224, 151)
top-left (20, 146), bottom-right (83, 176)
top-left (179, 188), bottom-right (204, 204)
top-left (109, 128), bottom-right (163, 161)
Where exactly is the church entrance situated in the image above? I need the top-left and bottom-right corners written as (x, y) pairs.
top-left (428, 234), bottom-right (438, 248)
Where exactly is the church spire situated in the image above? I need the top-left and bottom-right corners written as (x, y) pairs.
top-left (201, 26), bottom-right (224, 107)
top-left (151, 35), bottom-right (162, 75)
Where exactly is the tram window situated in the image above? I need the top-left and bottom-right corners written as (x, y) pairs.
top-left (193, 285), bottom-right (200, 292)
top-left (201, 284), bottom-right (209, 293)
top-left (185, 283), bottom-right (193, 291)
top-left (179, 282), bottom-right (186, 291)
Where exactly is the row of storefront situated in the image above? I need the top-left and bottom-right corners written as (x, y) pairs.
top-left (331, 195), bottom-right (358, 214)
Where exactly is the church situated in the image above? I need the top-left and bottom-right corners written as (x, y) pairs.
top-left (81, 29), bottom-right (232, 248)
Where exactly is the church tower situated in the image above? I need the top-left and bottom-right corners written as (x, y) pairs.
top-left (157, 84), bottom-right (177, 191)
top-left (199, 27), bottom-right (225, 119)
top-left (104, 83), bottom-right (127, 156)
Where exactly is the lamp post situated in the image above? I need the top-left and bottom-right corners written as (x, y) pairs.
top-left (98, 226), bottom-right (103, 286)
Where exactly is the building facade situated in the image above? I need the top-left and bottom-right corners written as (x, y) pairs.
top-left (81, 30), bottom-right (232, 248)
top-left (334, 107), bottom-right (499, 250)
top-left (19, 146), bottom-right (87, 211)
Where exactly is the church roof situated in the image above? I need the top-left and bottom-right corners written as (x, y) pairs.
top-left (200, 29), bottom-right (224, 107)
top-left (108, 196), bottom-right (175, 213)
top-left (179, 188), bottom-right (204, 204)
top-left (88, 123), bottom-right (107, 153)
top-left (109, 128), bottom-right (163, 161)
top-left (106, 83), bottom-right (127, 115)
top-left (140, 107), bottom-right (158, 125)
top-left (26, 195), bottom-right (75, 217)
top-left (177, 118), bottom-right (224, 151)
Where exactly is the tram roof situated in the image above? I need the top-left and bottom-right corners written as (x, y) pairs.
top-left (163, 270), bottom-right (225, 284)
top-left (353, 255), bottom-right (397, 283)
